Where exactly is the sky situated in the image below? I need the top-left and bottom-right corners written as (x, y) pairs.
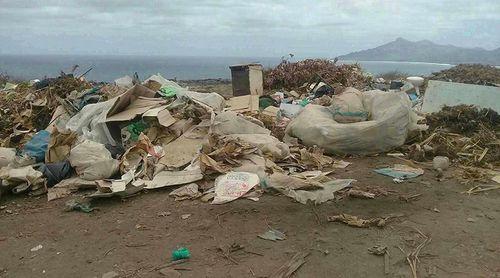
top-left (0, 0), bottom-right (499, 57)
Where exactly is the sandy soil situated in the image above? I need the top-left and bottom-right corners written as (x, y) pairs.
top-left (1, 155), bottom-right (499, 278)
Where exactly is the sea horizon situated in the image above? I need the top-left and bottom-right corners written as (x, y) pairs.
top-left (0, 54), bottom-right (470, 82)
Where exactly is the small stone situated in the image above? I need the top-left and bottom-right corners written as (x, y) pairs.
top-left (0, 205), bottom-right (6, 210)
top-left (467, 217), bottom-right (476, 223)
top-left (159, 267), bottom-right (181, 277)
top-left (485, 246), bottom-right (497, 252)
top-left (433, 156), bottom-right (449, 170)
top-left (181, 214), bottom-right (191, 220)
top-left (102, 271), bottom-right (119, 278)
top-left (433, 208), bottom-right (440, 213)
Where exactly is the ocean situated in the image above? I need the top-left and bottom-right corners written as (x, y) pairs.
top-left (0, 54), bottom-right (454, 82)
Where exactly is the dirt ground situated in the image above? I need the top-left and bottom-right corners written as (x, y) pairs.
top-left (1, 155), bottom-right (499, 278)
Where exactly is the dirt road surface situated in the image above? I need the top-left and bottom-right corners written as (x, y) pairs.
top-left (1, 156), bottom-right (499, 277)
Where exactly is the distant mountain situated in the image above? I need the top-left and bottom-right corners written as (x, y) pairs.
top-left (339, 38), bottom-right (500, 65)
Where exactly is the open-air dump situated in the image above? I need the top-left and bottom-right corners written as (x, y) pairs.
top-left (0, 61), bottom-right (499, 277)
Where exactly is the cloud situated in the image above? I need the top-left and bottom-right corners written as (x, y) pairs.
top-left (0, 0), bottom-right (498, 56)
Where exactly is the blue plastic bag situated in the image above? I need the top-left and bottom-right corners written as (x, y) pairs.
top-left (23, 130), bottom-right (50, 162)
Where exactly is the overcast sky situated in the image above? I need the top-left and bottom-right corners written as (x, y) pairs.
top-left (0, 0), bottom-right (499, 57)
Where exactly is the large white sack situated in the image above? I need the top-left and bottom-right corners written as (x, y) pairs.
top-left (285, 90), bottom-right (423, 155)
top-left (69, 140), bottom-right (119, 181)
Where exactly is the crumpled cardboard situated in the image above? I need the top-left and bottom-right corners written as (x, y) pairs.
top-left (169, 183), bottom-right (202, 201)
top-left (159, 121), bottom-right (210, 169)
top-left (226, 95), bottom-right (259, 113)
top-left (45, 130), bottom-right (78, 163)
top-left (145, 168), bottom-right (203, 189)
top-left (47, 177), bottom-right (96, 201)
top-left (120, 133), bottom-right (162, 175)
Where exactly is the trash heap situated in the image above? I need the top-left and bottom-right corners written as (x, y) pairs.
top-left (409, 105), bottom-right (500, 167)
top-left (263, 59), bottom-right (372, 93)
top-left (0, 74), bottom-right (123, 148)
top-left (426, 64), bottom-right (500, 87)
top-left (0, 65), bottom-right (462, 208)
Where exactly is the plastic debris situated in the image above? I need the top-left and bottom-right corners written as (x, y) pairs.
top-left (65, 199), bottom-right (94, 213)
top-left (22, 130), bottom-right (50, 162)
top-left (30, 244), bottom-right (43, 252)
top-left (171, 247), bottom-right (191, 261)
top-left (258, 228), bottom-right (287, 241)
top-left (374, 164), bottom-right (424, 180)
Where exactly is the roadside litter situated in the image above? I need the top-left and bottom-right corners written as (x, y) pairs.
top-left (327, 213), bottom-right (388, 228)
top-left (258, 228), bottom-right (287, 241)
top-left (374, 164), bottom-right (424, 182)
top-left (212, 172), bottom-right (259, 204)
top-left (64, 199), bottom-right (94, 213)
top-left (171, 247), bottom-right (191, 261)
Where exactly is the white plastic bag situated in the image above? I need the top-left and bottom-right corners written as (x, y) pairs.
top-left (69, 140), bottom-right (119, 181)
top-left (66, 100), bottom-right (116, 145)
top-left (114, 75), bottom-right (133, 88)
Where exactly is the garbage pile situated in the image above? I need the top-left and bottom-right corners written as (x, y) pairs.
top-left (263, 59), bottom-right (372, 93)
top-left (409, 105), bottom-right (500, 167)
top-left (0, 74), bottom-right (122, 148)
top-left (426, 64), bottom-right (500, 87)
top-left (0, 66), bottom-right (431, 207)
